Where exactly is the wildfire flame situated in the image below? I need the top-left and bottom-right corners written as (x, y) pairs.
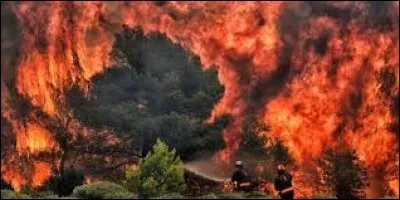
top-left (1, 1), bottom-right (398, 197)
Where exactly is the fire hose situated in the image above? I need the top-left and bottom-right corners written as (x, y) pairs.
top-left (221, 178), bottom-right (307, 197)
top-left (273, 186), bottom-right (307, 198)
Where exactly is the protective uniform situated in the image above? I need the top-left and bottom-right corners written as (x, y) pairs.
top-left (231, 161), bottom-right (252, 192)
top-left (274, 165), bottom-right (294, 199)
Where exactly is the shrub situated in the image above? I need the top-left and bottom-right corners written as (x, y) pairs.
top-left (72, 181), bottom-right (137, 199)
top-left (152, 193), bottom-right (186, 199)
top-left (1, 189), bottom-right (31, 199)
top-left (217, 192), bottom-right (246, 199)
top-left (19, 185), bottom-right (58, 198)
top-left (245, 191), bottom-right (274, 199)
top-left (49, 197), bottom-right (79, 199)
top-left (194, 193), bottom-right (219, 199)
top-left (125, 139), bottom-right (186, 198)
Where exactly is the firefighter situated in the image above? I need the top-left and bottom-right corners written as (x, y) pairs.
top-left (274, 164), bottom-right (294, 199)
top-left (231, 161), bottom-right (252, 192)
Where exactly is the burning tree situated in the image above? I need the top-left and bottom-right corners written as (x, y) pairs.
top-left (1, 1), bottom-right (398, 197)
top-left (318, 147), bottom-right (369, 199)
top-left (240, 116), bottom-right (270, 155)
top-left (42, 96), bottom-right (140, 196)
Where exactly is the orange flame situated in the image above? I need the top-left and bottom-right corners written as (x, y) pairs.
top-left (1, 2), bottom-right (398, 197)
top-left (1, 168), bottom-right (27, 192)
top-left (31, 161), bottom-right (52, 188)
top-left (16, 122), bottom-right (57, 153)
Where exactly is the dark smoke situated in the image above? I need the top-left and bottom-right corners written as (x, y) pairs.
top-left (1, 1), bottom-right (21, 105)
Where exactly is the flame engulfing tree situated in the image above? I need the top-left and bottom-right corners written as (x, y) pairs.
top-left (1, 1), bottom-right (399, 196)
top-left (318, 147), bottom-right (369, 199)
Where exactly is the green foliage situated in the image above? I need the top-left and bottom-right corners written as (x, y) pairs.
top-left (19, 186), bottom-right (58, 199)
top-left (194, 193), bottom-right (219, 199)
top-left (217, 192), bottom-right (246, 199)
top-left (193, 114), bottom-right (229, 154)
top-left (68, 28), bottom-right (224, 160)
top-left (125, 140), bottom-right (186, 198)
top-left (240, 116), bottom-right (270, 155)
top-left (152, 193), bottom-right (186, 199)
top-left (318, 147), bottom-right (369, 199)
top-left (240, 116), bottom-right (294, 165)
top-left (381, 196), bottom-right (399, 199)
top-left (72, 181), bottom-right (136, 199)
top-left (267, 139), bottom-right (294, 166)
top-left (216, 192), bottom-right (273, 199)
top-left (238, 116), bottom-right (294, 183)
top-left (1, 190), bottom-right (15, 199)
top-left (1, 189), bottom-right (31, 199)
top-left (244, 191), bottom-right (274, 199)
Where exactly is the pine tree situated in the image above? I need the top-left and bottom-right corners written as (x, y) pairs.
top-left (318, 147), bottom-right (369, 199)
top-left (124, 139), bottom-right (186, 198)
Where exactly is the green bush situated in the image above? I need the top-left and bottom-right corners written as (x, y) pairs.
top-left (152, 193), bottom-right (186, 199)
top-left (381, 197), bottom-right (399, 199)
top-left (37, 194), bottom-right (78, 199)
top-left (72, 181), bottom-right (137, 199)
top-left (217, 192), bottom-right (246, 199)
top-left (244, 191), bottom-right (274, 199)
top-left (125, 139), bottom-right (186, 198)
top-left (29, 192), bottom-right (58, 199)
top-left (19, 185), bottom-right (58, 199)
top-left (38, 194), bottom-right (61, 199)
top-left (50, 197), bottom-right (79, 199)
top-left (194, 193), bottom-right (219, 199)
top-left (1, 189), bottom-right (31, 199)
top-left (217, 191), bottom-right (273, 199)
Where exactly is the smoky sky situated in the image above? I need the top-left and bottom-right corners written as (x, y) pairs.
top-left (1, 1), bottom-right (21, 104)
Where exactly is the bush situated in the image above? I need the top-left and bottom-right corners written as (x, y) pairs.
top-left (152, 193), bottom-right (186, 199)
top-left (217, 192), bottom-right (246, 199)
top-left (245, 191), bottom-right (274, 199)
top-left (125, 139), bottom-right (186, 198)
top-left (19, 185), bottom-right (58, 198)
top-left (48, 197), bottom-right (78, 199)
top-left (72, 181), bottom-right (137, 199)
top-left (217, 191), bottom-right (273, 199)
top-left (194, 193), bottom-right (219, 199)
top-left (1, 189), bottom-right (31, 199)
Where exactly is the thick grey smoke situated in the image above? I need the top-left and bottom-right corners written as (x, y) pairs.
top-left (1, 1), bottom-right (20, 106)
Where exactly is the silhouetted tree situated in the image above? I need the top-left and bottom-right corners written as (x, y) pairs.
top-left (318, 147), bottom-right (369, 199)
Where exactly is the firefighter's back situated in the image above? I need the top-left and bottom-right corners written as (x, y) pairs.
top-left (274, 166), bottom-right (294, 200)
